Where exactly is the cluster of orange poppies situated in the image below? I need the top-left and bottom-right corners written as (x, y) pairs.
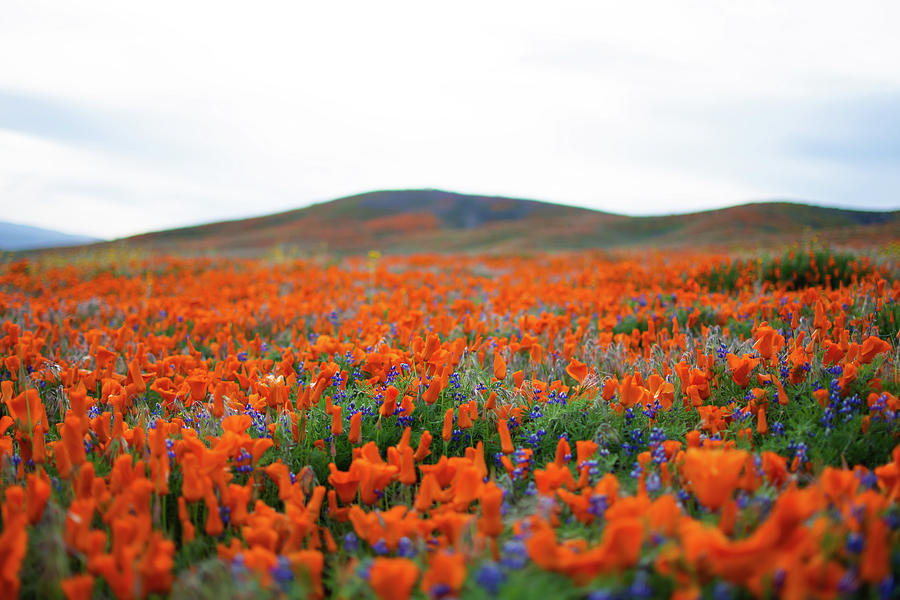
top-left (0, 250), bottom-right (898, 598)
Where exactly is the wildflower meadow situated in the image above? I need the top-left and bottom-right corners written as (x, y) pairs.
top-left (1, 244), bottom-right (899, 599)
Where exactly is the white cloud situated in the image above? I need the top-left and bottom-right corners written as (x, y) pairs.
top-left (1, 1), bottom-right (899, 238)
top-left (0, 130), bottom-right (262, 238)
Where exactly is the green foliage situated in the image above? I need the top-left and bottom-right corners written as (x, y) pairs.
top-left (760, 248), bottom-right (872, 290)
top-left (19, 504), bottom-right (71, 600)
top-left (696, 248), bottom-right (875, 293)
top-left (612, 315), bottom-right (648, 335)
top-left (874, 301), bottom-right (900, 341)
top-left (696, 258), bottom-right (752, 293)
top-left (170, 559), bottom-right (270, 600)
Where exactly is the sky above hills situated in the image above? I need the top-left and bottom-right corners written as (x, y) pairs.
top-left (1, 1), bottom-right (899, 239)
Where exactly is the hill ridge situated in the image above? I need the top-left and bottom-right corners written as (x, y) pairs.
top-left (0, 220), bottom-right (101, 251)
top-left (39, 189), bottom-right (900, 254)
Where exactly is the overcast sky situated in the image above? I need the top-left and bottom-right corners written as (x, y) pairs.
top-left (1, 1), bottom-right (899, 239)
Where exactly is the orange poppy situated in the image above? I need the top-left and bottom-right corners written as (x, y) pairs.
top-left (348, 411), bottom-right (362, 444)
top-left (726, 353), bottom-right (759, 387)
top-left (60, 574), bottom-right (95, 600)
top-left (566, 358), bottom-right (589, 383)
top-left (493, 353), bottom-right (507, 380)
top-left (681, 448), bottom-right (749, 511)
top-left (497, 419), bottom-right (514, 454)
top-left (370, 557), bottom-right (419, 600)
top-left (442, 408), bottom-right (454, 442)
top-left (421, 550), bottom-right (466, 597)
top-left (752, 322), bottom-right (785, 362)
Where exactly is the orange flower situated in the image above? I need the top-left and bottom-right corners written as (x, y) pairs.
top-left (3, 355), bottom-right (20, 379)
top-left (0, 488), bottom-right (28, 598)
top-left (400, 394), bottom-right (416, 417)
top-left (773, 376), bottom-right (789, 405)
top-left (5, 389), bottom-right (49, 437)
top-left (839, 361), bottom-right (858, 390)
top-left (422, 333), bottom-right (441, 362)
top-left (422, 379), bottom-right (442, 405)
top-left (414, 473), bottom-right (442, 512)
top-left (565, 358), bottom-right (589, 383)
top-left (222, 414), bottom-right (252, 434)
top-left (25, 472), bottom-right (50, 524)
top-left (859, 335), bottom-right (891, 364)
top-left (288, 550), bottom-right (324, 598)
top-left (457, 404), bottom-right (473, 430)
top-left (414, 430), bottom-right (433, 462)
top-left (61, 412), bottom-right (86, 468)
top-left (178, 497), bottom-right (195, 544)
top-left (534, 462), bottom-right (576, 495)
top-left (61, 574), bottom-right (95, 600)
top-left (752, 322), bottom-right (785, 362)
top-left (204, 491), bottom-right (224, 536)
top-left (485, 391), bottom-right (497, 412)
top-left (127, 355), bottom-right (147, 394)
top-left (328, 463), bottom-right (361, 504)
top-left (597, 517), bottom-right (644, 572)
top-left (252, 437), bottom-right (274, 465)
top-left (370, 557), bottom-right (419, 600)
top-left (601, 377), bottom-right (618, 401)
top-left (493, 353), bottom-right (507, 380)
top-left (331, 406), bottom-right (343, 436)
top-left (264, 462), bottom-right (295, 501)
top-left (525, 522), bottom-right (559, 569)
top-left (575, 440), bottom-right (598, 467)
top-left (820, 467), bottom-right (858, 505)
top-left (726, 353), bottom-right (759, 387)
top-left (512, 370), bottom-right (524, 387)
top-left (619, 374), bottom-right (650, 408)
top-left (497, 419), bottom-right (514, 454)
top-left (137, 532), bottom-right (175, 595)
top-left (681, 448), bottom-right (749, 511)
top-left (756, 406), bottom-right (768, 434)
top-left (450, 464), bottom-right (483, 509)
top-left (378, 385), bottom-right (400, 417)
top-left (348, 411), bottom-right (362, 444)
top-left (554, 436), bottom-right (571, 467)
top-left (394, 444), bottom-right (418, 486)
top-left (478, 481), bottom-right (504, 537)
top-left (860, 517), bottom-right (889, 583)
top-left (355, 458), bottom-right (399, 505)
top-left (421, 550), bottom-right (466, 598)
top-left (442, 408), bottom-right (454, 442)
top-left (760, 451), bottom-right (789, 487)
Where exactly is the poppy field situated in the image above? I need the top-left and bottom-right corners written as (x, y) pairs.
top-left (1, 245), bottom-right (899, 599)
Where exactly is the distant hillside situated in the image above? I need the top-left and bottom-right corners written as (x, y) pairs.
top-left (0, 221), bottom-right (100, 251)
top-left (119, 190), bottom-right (609, 254)
top-left (43, 190), bottom-right (900, 255)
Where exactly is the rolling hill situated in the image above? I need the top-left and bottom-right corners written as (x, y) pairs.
top-left (0, 221), bottom-right (101, 251)
top-left (41, 190), bottom-right (900, 255)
